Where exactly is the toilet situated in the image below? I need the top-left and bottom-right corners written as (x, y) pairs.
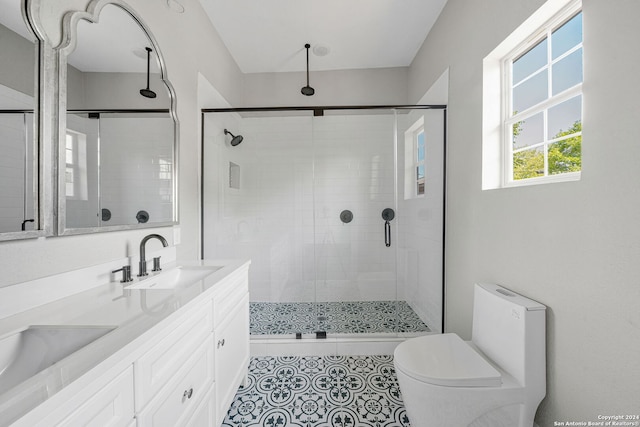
top-left (394, 283), bottom-right (546, 427)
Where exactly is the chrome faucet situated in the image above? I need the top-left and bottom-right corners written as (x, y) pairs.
top-left (138, 234), bottom-right (168, 277)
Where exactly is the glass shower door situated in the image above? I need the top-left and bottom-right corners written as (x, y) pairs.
top-left (203, 111), bottom-right (319, 338)
top-left (395, 108), bottom-right (445, 334)
top-left (202, 106), bottom-right (445, 340)
top-left (311, 110), bottom-right (399, 336)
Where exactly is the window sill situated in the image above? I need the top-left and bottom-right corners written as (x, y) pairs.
top-left (502, 171), bottom-right (580, 188)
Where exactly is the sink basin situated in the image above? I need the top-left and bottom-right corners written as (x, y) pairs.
top-left (0, 325), bottom-right (115, 395)
top-left (124, 265), bottom-right (221, 290)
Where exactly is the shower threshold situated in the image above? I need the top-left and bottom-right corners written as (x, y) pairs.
top-left (250, 330), bottom-right (433, 357)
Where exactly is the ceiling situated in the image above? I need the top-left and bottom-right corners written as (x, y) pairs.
top-left (199, 0), bottom-right (448, 74)
top-left (2, 0), bottom-right (448, 75)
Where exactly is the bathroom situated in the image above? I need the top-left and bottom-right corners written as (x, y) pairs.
top-left (0, 0), bottom-right (639, 426)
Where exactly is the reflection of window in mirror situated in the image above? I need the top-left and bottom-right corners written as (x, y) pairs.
top-left (65, 130), bottom-right (88, 200)
top-left (158, 158), bottom-right (172, 202)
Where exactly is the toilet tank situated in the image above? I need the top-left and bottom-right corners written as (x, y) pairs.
top-left (471, 283), bottom-right (546, 387)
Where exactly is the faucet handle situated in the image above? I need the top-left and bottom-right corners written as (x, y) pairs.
top-left (138, 260), bottom-right (148, 277)
top-left (112, 265), bottom-right (133, 283)
top-left (152, 256), bottom-right (162, 272)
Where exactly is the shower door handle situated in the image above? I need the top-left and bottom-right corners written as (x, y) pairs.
top-left (385, 220), bottom-right (391, 247)
top-left (381, 208), bottom-right (395, 248)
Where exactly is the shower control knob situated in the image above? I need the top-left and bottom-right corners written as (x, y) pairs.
top-left (381, 208), bottom-right (395, 221)
top-left (340, 210), bottom-right (353, 224)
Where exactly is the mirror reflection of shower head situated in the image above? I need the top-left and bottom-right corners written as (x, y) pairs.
top-left (301, 43), bottom-right (315, 96)
top-left (140, 47), bottom-right (157, 98)
top-left (224, 129), bottom-right (243, 146)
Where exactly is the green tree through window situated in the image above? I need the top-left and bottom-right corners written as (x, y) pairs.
top-left (549, 121), bottom-right (581, 174)
top-left (513, 121), bottom-right (581, 180)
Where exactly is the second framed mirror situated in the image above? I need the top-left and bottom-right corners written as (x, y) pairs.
top-left (59, 1), bottom-right (177, 234)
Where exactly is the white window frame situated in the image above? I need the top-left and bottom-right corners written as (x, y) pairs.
top-left (482, 0), bottom-right (582, 190)
top-left (503, 3), bottom-right (582, 187)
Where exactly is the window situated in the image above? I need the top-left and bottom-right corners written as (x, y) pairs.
top-left (415, 128), bottom-right (425, 195)
top-left (505, 7), bottom-right (582, 184)
top-left (482, 0), bottom-right (582, 189)
top-left (404, 117), bottom-right (425, 198)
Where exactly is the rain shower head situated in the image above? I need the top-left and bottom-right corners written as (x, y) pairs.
top-left (140, 47), bottom-right (157, 98)
top-left (301, 43), bottom-right (315, 96)
top-left (224, 129), bottom-right (244, 146)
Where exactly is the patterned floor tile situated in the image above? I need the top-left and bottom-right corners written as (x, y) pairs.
top-left (222, 355), bottom-right (411, 427)
top-left (250, 301), bottom-right (429, 335)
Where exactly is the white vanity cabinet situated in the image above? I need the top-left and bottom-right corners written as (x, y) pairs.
top-left (7, 261), bottom-right (251, 427)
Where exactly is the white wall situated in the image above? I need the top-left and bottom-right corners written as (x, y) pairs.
top-left (242, 67), bottom-right (408, 107)
top-left (409, 0), bottom-right (640, 423)
top-left (0, 22), bottom-right (35, 97)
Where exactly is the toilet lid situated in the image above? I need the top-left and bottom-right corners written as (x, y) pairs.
top-left (394, 333), bottom-right (502, 387)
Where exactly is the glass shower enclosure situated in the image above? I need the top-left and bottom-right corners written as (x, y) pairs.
top-left (201, 106), bottom-right (445, 344)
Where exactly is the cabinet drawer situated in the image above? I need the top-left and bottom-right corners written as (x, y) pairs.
top-left (137, 335), bottom-right (214, 427)
top-left (212, 272), bottom-right (248, 327)
top-left (135, 302), bottom-right (212, 410)
top-left (57, 366), bottom-right (134, 427)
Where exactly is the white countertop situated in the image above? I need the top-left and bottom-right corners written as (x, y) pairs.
top-left (0, 259), bottom-right (250, 426)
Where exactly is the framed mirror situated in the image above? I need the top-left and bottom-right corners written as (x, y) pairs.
top-left (58, 2), bottom-right (178, 234)
top-left (0, 0), bottom-right (44, 240)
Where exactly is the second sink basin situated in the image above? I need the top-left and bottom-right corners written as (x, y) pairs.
top-left (0, 325), bottom-right (115, 395)
top-left (124, 265), bottom-right (221, 290)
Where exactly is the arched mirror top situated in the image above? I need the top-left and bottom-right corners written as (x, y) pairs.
top-left (58, 0), bottom-right (177, 115)
top-left (54, 0), bottom-right (179, 234)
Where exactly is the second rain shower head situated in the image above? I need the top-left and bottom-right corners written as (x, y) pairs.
top-left (140, 47), bottom-right (157, 98)
top-left (224, 129), bottom-right (244, 146)
top-left (301, 43), bottom-right (315, 96)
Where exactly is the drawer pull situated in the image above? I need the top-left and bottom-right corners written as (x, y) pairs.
top-left (182, 388), bottom-right (193, 402)
top-left (217, 338), bottom-right (225, 348)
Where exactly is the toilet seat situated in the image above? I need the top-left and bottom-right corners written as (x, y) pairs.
top-left (394, 333), bottom-right (502, 387)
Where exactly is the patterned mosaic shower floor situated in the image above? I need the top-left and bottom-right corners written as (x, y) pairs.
top-left (222, 355), bottom-right (411, 427)
top-left (250, 301), bottom-right (430, 335)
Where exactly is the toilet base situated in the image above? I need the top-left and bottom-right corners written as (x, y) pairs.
top-left (396, 364), bottom-right (539, 427)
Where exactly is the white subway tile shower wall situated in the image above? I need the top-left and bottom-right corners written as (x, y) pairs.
top-left (204, 113), bottom-right (398, 305)
top-left (100, 117), bottom-right (174, 226)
